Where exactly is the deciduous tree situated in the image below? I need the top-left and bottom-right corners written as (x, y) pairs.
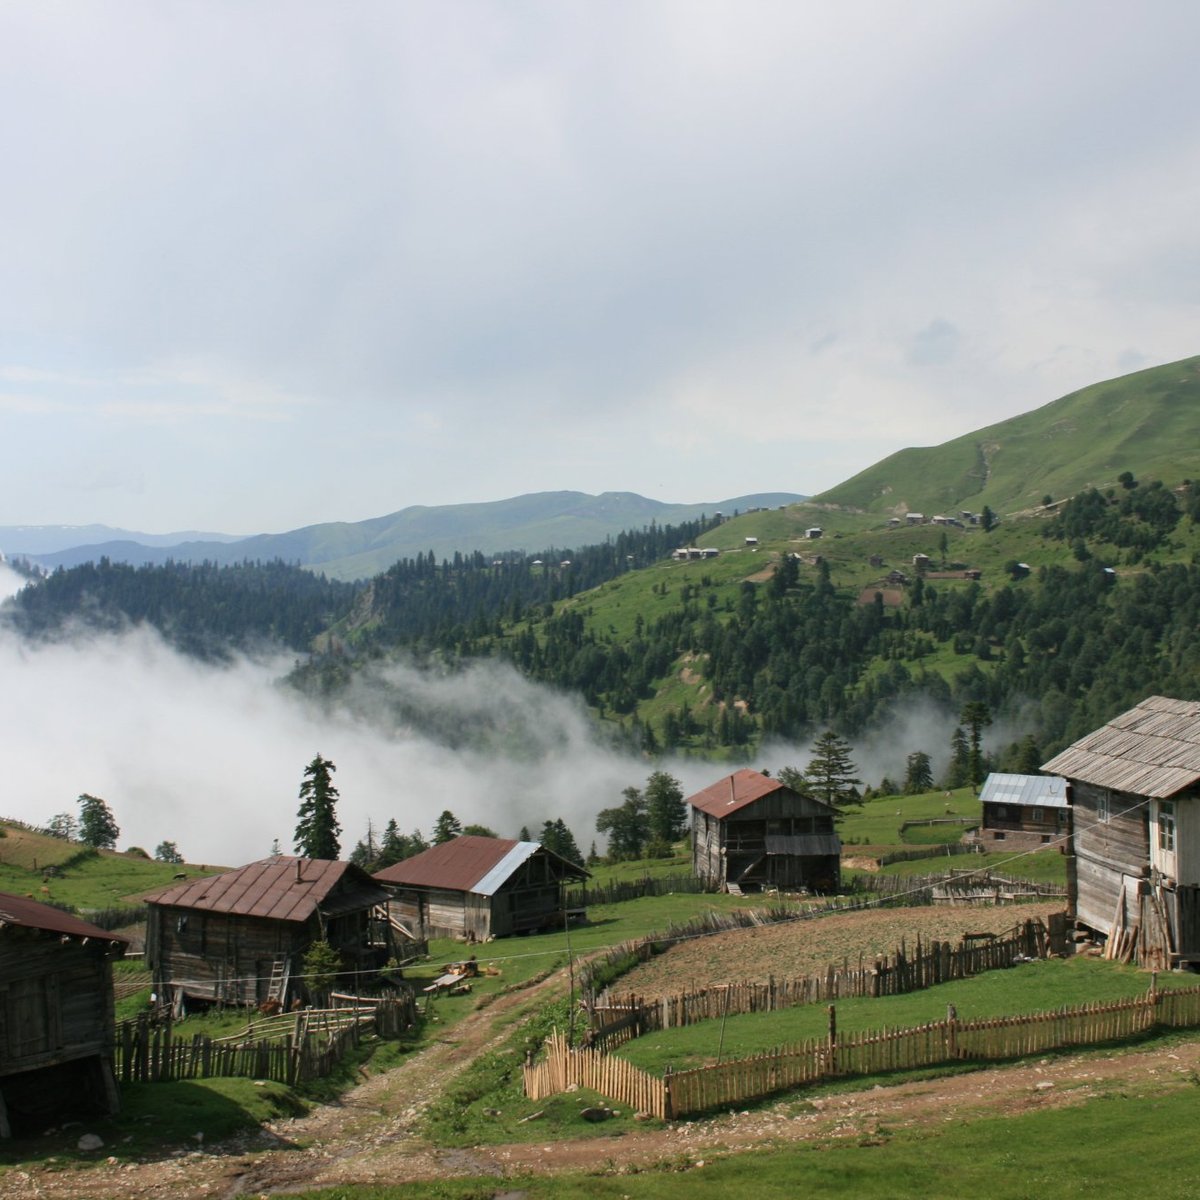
top-left (78, 793), bottom-right (119, 849)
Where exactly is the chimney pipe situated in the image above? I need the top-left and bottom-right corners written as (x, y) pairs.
top-left (295, 859), bottom-right (302, 883)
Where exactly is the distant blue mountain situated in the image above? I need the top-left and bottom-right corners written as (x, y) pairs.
top-left (11, 490), bottom-right (806, 581)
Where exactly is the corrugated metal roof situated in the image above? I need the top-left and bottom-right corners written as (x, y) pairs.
top-left (374, 835), bottom-right (520, 892)
top-left (0, 890), bottom-right (127, 944)
top-left (687, 769), bottom-right (836, 818)
top-left (373, 835), bottom-right (588, 894)
top-left (143, 857), bottom-right (388, 923)
top-left (979, 773), bottom-right (1069, 809)
top-left (1042, 696), bottom-right (1200, 799)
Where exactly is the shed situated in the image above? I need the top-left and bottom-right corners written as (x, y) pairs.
top-left (688, 769), bottom-right (841, 893)
top-left (977, 772), bottom-right (1068, 851)
top-left (144, 857), bottom-right (393, 1013)
top-left (0, 893), bottom-right (126, 1136)
top-left (1043, 695), bottom-right (1200, 968)
top-left (374, 836), bottom-right (589, 941)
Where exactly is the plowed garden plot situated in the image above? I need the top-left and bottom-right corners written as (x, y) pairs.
top-left (610, 902), bottom-right (1066, 999)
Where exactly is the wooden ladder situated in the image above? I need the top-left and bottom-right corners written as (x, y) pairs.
top-left (267, 957), bottom-right (290, 1004)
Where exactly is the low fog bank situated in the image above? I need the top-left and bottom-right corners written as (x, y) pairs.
top-left (0, 559), bottom-right (1014, 871)
top-left (0, 612), bottom-right (674, 866)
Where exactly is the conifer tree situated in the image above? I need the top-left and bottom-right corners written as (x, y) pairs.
top-left (293, 754), bottom-right (341, 860)
top-left (802, 731), bottom-right (862, 813)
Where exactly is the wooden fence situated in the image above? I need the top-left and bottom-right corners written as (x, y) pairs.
top-left (526, 983), bottom-right (1200, 1119)
top-left (114, 994), bottom-right (417, 1087)
top-left (566, 873), bottom-right (718, 908)
top-left (589, 920), bottom-right (1054, 1050)
top-left (850, 870), bottom-right (1067, 904)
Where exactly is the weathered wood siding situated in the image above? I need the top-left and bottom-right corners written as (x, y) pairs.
top-left (0, 929), bottom-right (120, 1133)
top-left (147, 907), bottom-right (312, 1005)
top-left (1072, 781), bottom-right (1150, 936)
top-left (692, 795), bottom-right (839, 891)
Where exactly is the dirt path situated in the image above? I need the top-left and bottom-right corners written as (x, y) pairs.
top-left (7, 968), bottom-right (1200, 1199)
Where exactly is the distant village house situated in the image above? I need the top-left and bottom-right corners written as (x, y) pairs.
top-left (688, 769), bottom-right (841, 894)
top-left (144, 857), bottom-right (394, 1015)
top-left (374, 835), bottom-right (588, 942)
top-left (976, 772), bottom-right (1069, 851)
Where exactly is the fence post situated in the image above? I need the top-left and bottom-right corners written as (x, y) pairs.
top-left (946, 1003), bottom-right (958, 1058)
top-left (663, 1065), bottom-right (674, 1120)
top-left (827, 1004), bottom-right (838, 1075)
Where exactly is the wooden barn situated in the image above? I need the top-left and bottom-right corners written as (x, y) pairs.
top-left (1043, 695), bottom-right (1200, 969)
top-left (144, 856), bottom-right (392, 1013)
top-left (977, 772), bottom-right (1069, 851)
top-left (689, 769), bottom-right (841, 893)
top-left (0, 892), bottom-right (126, 1136)
top-left (374, 835), bottom-right (589, 941)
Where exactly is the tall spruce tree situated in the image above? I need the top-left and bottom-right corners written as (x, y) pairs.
top-left (903, 751), bottom-right (935, 794)
top-left (293, 754), bottom-right (341, 859)
top-left (960, 701), bottom-right (993, 788)
top-left (803, 731), bottom-right (862, 813)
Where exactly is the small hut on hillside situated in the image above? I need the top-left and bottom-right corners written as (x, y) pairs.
top-left (374, 835), bottom-right (589, 941)
top-left (0, 892), bottom-right (126, 1136)
top-left (144, 857), bottom-right (393, 1014)
top-left (688, 769), bottom-right (841, 893)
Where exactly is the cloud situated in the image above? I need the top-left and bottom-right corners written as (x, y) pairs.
top-left (0, 614), bottom-right (663, 868)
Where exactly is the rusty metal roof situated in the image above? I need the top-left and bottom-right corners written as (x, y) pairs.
top-left (373, 835), bottom-right (588, 895)
top-left (143, 857), bottom-right (388, 923)
top-left (687, 769), bottom-right (835, 818)
top-left (0, 890), bottom-right (127, 944)
top-left (1042, 696), bottom-right (1200, 799)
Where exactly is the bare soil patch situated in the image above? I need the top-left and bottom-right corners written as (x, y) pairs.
top-left (613, 903), bottom-right (1066, 1000)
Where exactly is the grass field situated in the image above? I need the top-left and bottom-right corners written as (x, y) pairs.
top-left (282, 1076), bottom-right (1200, 1199)
top-left (616, 955), bottom-right (1194, 1074)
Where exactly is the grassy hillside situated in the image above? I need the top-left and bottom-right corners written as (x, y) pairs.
top-left (0, 821), bottom-right (219, 912)
top-left (815, 355), bottom-right (1200, 517)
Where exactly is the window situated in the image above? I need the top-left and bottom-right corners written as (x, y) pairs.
top-left (1097, 791), bottom-right (1111, 824)
top-left (1159, 801), bottom-right (1176, 854)
top-left (1030, 807), bottom-right (1043, 823)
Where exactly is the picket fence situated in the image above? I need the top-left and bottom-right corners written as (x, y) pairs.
top-left (589, 919), bottom-right (1054, 1050)
top-left (526, 983), bottom-right (1200, 1119)
top-left (115, 994), bottom-right (416, 1086)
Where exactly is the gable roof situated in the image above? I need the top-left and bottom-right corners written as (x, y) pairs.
top-left (143, 857), bottom-right (388, 923)
top-left (0, 890), bottom-right (127, 945)
top-left (979, 773), bottom-right (1069, 810)
top-left (374, 835), bottom-right (587, 895)
top-left (687, 768), bottom-right (833, 818)
top-left (1041, 695), bottom-right (1200, 800)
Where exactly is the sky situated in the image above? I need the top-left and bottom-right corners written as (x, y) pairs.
top-left (2, 2), bottom-right (1199, 536)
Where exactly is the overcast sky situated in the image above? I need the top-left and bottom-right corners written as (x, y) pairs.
top-left (3, 2), bottom-right (1198, 535)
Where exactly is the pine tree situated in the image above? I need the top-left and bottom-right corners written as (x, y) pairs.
top-left (945, 727), bottom-right (971, 788)
top-left (903, 751), bottom-right (934, 794)
top-left (803, 731), bottom-right (862, 813)
top-left (293, 754), bottom-right (341, 859)
top-left (540, 818), bottom-right (584, 866)
top-left (77, 793), bottom-right (119, 849)
top-left (960, 701), bottom-right (993, 788)
top-left (432, 810), bottom-right (462, 844)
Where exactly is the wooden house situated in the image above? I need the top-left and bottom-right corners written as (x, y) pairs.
top-left (1043, 695), bottom-right (1200, 969)
top-left (688, 769), bottom-right (841, 893)
top-left (144, 857), bottom-right (393, 1014)
top-left (976, 772), bottom-right (1069, 851)
top-left (0, 892), bottom-right (126, 1136)
top-left (373, 835), bottom-right (589, 941)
